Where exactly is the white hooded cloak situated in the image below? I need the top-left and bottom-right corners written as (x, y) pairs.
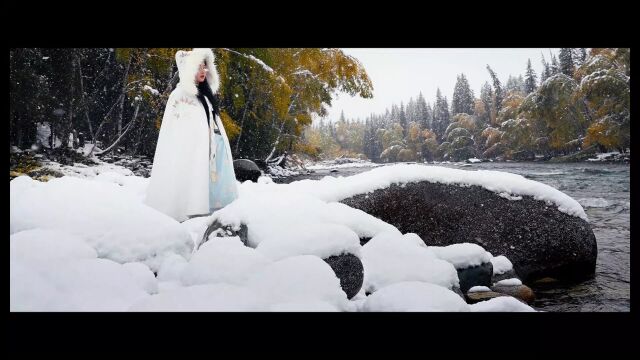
top-left (144, 48), bottom-right (238, 222)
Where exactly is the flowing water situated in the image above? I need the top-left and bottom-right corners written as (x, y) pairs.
top-left (276, 161), bottom-right (631, 312)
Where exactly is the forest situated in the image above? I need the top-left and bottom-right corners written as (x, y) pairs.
top-left (9, 48), bottom-right (629, 165)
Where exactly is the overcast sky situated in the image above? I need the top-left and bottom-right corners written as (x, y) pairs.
top-left (324, 48), bottom-right (560, 123)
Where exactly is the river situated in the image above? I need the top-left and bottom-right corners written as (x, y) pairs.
top-left (275, 161), bottom-right (630, 312)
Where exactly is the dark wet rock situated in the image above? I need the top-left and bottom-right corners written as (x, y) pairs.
top-left (492, 269), bottom-right (519, 283)
top-left (510, 150), bottom-right (536, 161)
top-left (549, 145), bottom-right (598, 163)
top-left (199, 219), bottom-right (249, 249)
top-left (465, 291), bottom-right (509, 304)
top-left (233, 159), bottom-right (262, 182)
top-left (491, 284), bottom-right (536, 303)
top-left (456, 262), bottom-right (493, 293)
top-left (323, 253), bottom-right (364, 300)
top-left (340, 180), bottom-right (597, 283)
top-left (359, 236), bottom-right (372, 246)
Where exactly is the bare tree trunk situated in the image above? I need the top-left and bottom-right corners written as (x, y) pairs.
top-left (76, 54), bottom-right (95, 143)
top-left (265, 95), bottom-right (297, 162)
top-left (117, 54), bottom-right (133, 138)
top-left (96, 101), bottom-right (141, 156)
top-left (234, 88), bottom-right (254, 154)
top-left (87, 92), bottom-right (126, 156)
top-left (65, 56), bottom-right (76, 149)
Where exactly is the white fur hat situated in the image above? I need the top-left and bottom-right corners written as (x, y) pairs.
top-left (175, 48), bottom-right (220, 96)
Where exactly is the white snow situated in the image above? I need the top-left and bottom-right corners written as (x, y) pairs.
top-left (11, 258), bottom-right (150, 311)
top-left (361, 231), bottom-right (459, 292)
top-left (498, 192), bottom-right (523, 201)
top-left (467, 158), bottom-right (482, 163)
top-left (180, 237), bottom-right (270, 286)
top-left (469, 297), bottom-right (536, 312)
top-left (247, 54), bottom-right (275, 74)
top-left (10, 228), bottom-right (97, 263)
top-left (430, 243), bottom-right (492, 269)
top-left (586, 151), bottom-right (627, 162)
top-left (122, 262), bottom-right (159, 294)
top-left (210, 186), bottom-right (396, 259)
top-left (129, 283), bottom-right (265, 311)
top-left (246, 255), bottom-right (349, 311)
top-left (490, 255), bottom-right (514, 275)
top-left (12, 160), bottom-right (544, 312)
top-left (494, 278), bottom-right (523, 286)
top-left (10, 175), bottom-right (193, 272)
top-left (468, 286), bottom-right (492, 293)
top-left (362, 281), bottom-right (470, 312)
top-left (143, 85), bottom-right (160, 96)
top-left (282, 163), bottom-right (588, 221)
top-left (269, 301), bottom-right (339, 312)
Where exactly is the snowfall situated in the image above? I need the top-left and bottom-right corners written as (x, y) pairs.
top-left (9, 157), bottom-right (585, 312)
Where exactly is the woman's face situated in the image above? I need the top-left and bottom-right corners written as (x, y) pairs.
top-left (196, 62), bottom-right (208, 83)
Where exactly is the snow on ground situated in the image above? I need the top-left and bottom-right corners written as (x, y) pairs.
top-left (469, 297), bottom-right (536, 312)
top-left (430, 243), bottom-right (492, 269)
top-left (362, 281), bottom-right (470, 312)
top-left (11, 162), bottom-right (534, 312)
top-left (361, 231), bottom-right (459, 292)
top-left (494, 278), bottom-right (523, 286)
top-left (586, 151), bottom-right (627, 162)
top-left (10, 175), bottom-right (193, 272)
top-left (209, 183), bottom-right (398, 260)
top-left (489, 255), bottom-right (514, 275)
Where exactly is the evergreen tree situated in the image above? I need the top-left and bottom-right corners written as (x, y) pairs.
top-left (524, 58), bottom-right (538, 94)
top-left (399, 101), bottom-right (407, 138)
top-left (550, 51), bottom-right (560, 75)
top-left (559, 48), bottom-right (574, 77)
top-left (480, 81), bottom-right (494, 125)
top-left (486, 65), bottom-right (504, 111)
top-left (451, 73), bottom-right (475, 115)
top-left (541, 53), bottom-right (551, 83)
top-left (573, 48), bottom-right (587, 68)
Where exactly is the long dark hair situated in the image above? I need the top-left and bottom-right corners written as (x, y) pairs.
top-left (196, 78), bottom-right (220, 126)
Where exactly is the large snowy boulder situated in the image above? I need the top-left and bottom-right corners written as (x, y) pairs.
top-left (333, 165), bottom-right (597, 283)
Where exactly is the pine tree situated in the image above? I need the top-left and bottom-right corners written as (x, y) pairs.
top-left (416, 92), bottom-right (430, 129)
top-left (550, 51), bottom-right (560, 75)
top-left (524, 59), bottom-right (538, 94)
top-left (433, 89), bottom-right (450, 141)
top-left (399, 101), bottom-right (407, 138)
top-left (480, 81), bottom-right (494, 125)
top-left (486, 65), bottom-right (504, 111)
top-left (559, 48), bottom-right (574, 77)
top-left (541, 53), bottom-right (551, 83)
top-left (571, 48), bottom-right (585, 68)
top-left (451, 73), bottom-right (475, 115)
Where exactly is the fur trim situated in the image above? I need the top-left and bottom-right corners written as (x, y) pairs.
top-left (175, 48), bottom-right (220, 96)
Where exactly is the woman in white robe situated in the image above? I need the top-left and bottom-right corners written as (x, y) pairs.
top-left (144, 48), bottom-right (238, 222)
